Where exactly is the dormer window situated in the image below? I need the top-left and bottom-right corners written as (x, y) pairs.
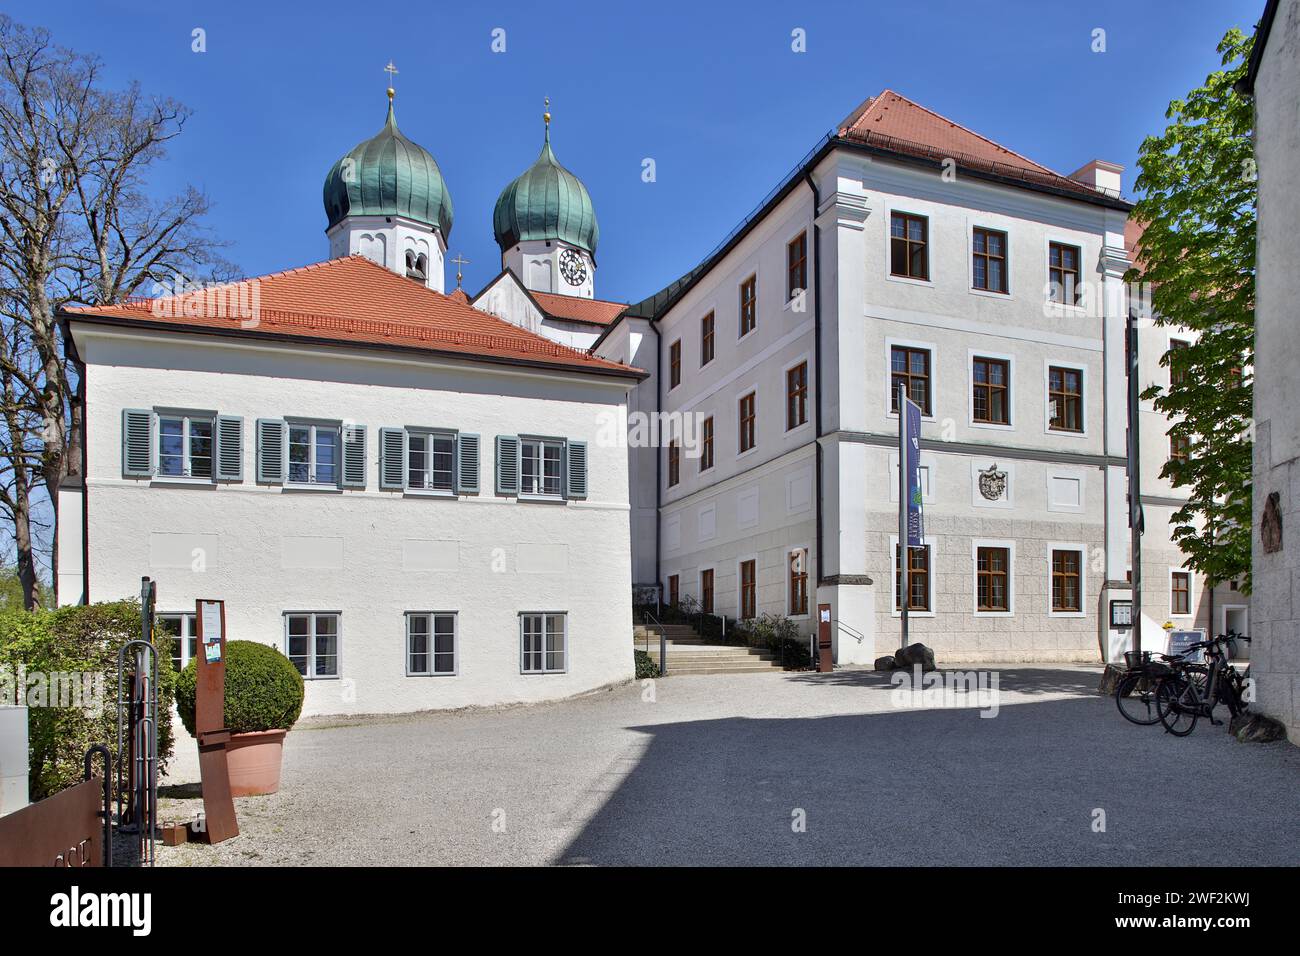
top-left (405, 251), bottom-right (427, 283)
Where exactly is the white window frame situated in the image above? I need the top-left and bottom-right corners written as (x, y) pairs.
top-left (405, 611), bottom-right (458, 676)
top-left (156, 410), bottom-right (216, 481)
top-left (520, 612), bottom-right (567, 674)
top-left (1043, 360), bottom-right (1089, 438)
top-left (1169, 567), bottom-right (1194, 620)
top-left (885, 206), bottom-right (935, 288)
top-left (406, 428), bottom-right (457, 494)
top-left (1046, 542), bottom-right (1087, 618)
top-left (884, 336), bottom-right (938, 422)
top-left (736, 386), bottom-right (759, 459)
top-left (669, 338), bottom-right (683, 390)
top-left (787, 545), bottom-right (811, 619)
top-left (967, 220), bottom-right (1012, 298)
top-left (1042, 234), bottom-right (1088, 314)
top-left (283, 611), bottom-right (342, 679)
top-left (736, 553), bottom-right (759, 620)
top-left (519, 437), bottom-right (564, 499)
top-left (967, 349), bottom-right (1015, 432)
top-left (287, 421), bottom-right (342, 488)
top-left (889, 534), bottom-right (936, 618)
top-left (972, 538), bottom-right (1016, 617)
top-left (738, 273), bottom-right (759, 341)
top-left (782, 354), bottom-right (812, 435)
top-left (158, 612), bottom-right (198, 670)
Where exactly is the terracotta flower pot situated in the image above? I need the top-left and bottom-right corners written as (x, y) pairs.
top-left (225, 729), bottom-right (287, 796)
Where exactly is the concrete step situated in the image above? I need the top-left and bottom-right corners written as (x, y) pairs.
top-left (665, 665), bottom-right (787, 675)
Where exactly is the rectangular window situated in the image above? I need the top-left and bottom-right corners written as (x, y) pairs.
top-left (976, 547), bottom-right (1011, 612)
top-left (1048, 366), bottom-right (1083, 432)
top-left (1048, 242), bottom-right (1081, 305)
top-left (520, 438), bottom-right (563, 497)
top-left (669, 339), bottom-right (682, 389)
top-left (890, 212), bottom-right (929, 280)
top-left (158, 613), bottom-right (198, 672)
top-left (972, 356), bottom-right (1010, 425)
top-left (739, 559), bottom-right (757, 620)
top-left (787, 231), bottom-right (808, 300)
top-left (894, 545), bottom-right (932, 612)
top-left (521, 613), bottom-right (566, 674)
top-left (667, 440), bottom-right (681, 487)
top-left (739, 276), bottom-right (757, 337)
top-left (288, 423), bottom-right (340, 486)
top-left (407, 430), bottom-right (456, 491)
top-left (701, 569), bottom-right (714, 614)
top-left (890, 346), bottom-right (932, 415)
top-left (788, 549), bottom-right (808, 616)
top-left (406, 612), bottom-right (456, 675)
top-left (738, 392), bottom-right (757, 453)
top-left (701, 312), bottom-right (715, 366)
top-left (285, 612), bottom-right (339, 679)
top-left (667, 575), bottom-right (680, 607)
top-left (1170, 429), bottom-right (1190, 463)
top-left (700, 416), bottom-right (714, 471)
top-left (786, 362), bottom-right (808, 430)
top-left (158, 414), bottom-right (214, 479)
top-left (1051, 550), bottom-right (1082, 613)
top-left (972, 227), bottom-right (1008, 293)
top-left (1171, 572), bottom-right (1191, 615)
top-left (1169, 339), bottom-right (1190, 387)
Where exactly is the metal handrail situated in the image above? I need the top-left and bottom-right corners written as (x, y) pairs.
top-left (636, 607), bottom-right (668, 677)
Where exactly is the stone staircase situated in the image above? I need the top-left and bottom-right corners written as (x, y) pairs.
top-left (634, 622), bottom-right (785, 675)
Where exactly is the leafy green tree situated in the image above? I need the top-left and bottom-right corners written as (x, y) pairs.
top-left (1129, 28), bottom-right (1255, 593)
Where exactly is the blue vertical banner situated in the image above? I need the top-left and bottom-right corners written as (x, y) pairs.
top-left (904, 397), bottom-right (924, 546)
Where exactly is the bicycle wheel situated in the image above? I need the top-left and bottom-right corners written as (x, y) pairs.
top-left (1115, 672), bottom-right (1162, 725)
top-left (1157, 677), bottom-right (1199, 736)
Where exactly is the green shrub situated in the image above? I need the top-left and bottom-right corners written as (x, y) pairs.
top-left (733, 613), bottom-right (811, 669)
top-left (634, 649), bottom-right (658, 679)
top-left (175, 640), bottom-right (304, 737)
top-left (0, 600), bottom-right (175, 802)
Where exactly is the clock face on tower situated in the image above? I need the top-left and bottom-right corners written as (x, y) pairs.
top-left (559, 248), bottom-right (587, 287)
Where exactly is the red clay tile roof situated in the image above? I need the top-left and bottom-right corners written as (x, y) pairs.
top-left (65, 256), bottom-right (643, 379)
top-left (529, 290), bottom-right (628, 327)
top-left (446, 287), bottom-right (471, 305)
top-left (838, 89), bottom-right (1102, 198)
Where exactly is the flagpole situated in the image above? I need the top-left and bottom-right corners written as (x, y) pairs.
top-left (899, 383), bottom-right (909, 651)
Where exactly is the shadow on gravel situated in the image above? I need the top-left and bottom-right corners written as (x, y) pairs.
top-left (786, 666), bottom-right (1102, 697)
top-left (557, 692), bottom-right (1300, 867)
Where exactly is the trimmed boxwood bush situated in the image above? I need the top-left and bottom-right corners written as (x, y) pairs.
top-left (175, 640), bottom-right (304, 737)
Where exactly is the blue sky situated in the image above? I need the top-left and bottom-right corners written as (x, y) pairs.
top-left (6, 0), bottom-right (1265, 305)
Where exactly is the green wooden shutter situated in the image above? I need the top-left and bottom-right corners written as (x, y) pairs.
top-left (122, 409), bottom-right (154, 477)
top-left (565, 440), bottom-right (588, 500)
top-left (342, 424), bottom-right (367, 488)
top-left (214, 415), bottom-right (244, 481)
top-left (379, 427), bottom-right (406, 490)
top-left (495, 435), bottom-right (520, 495)
top-left (456, 433), bottom-right (480, 494)
top-left (256, 418), bottom-right (286, 484)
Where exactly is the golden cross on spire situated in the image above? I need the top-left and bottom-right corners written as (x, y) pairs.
top-left (384, 61), bottom-right (399, 100)
top-left (451, 253), bottom-right (471, 288)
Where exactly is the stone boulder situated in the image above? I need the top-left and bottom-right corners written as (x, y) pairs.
top-left (873, 656), bottom-right (897, 672)
top-left (892, 643), bottom-right (936, 672)
top-left (1228, 712), bottom-right (1288, 743)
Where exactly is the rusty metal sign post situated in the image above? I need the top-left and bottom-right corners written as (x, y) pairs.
top-left (194, 598), bottom-right (238, 843)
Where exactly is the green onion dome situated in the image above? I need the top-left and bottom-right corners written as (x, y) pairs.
top-left (323, 96), bottom-right (453, 237)
top-left (493, 128), bottom-right (598, 258)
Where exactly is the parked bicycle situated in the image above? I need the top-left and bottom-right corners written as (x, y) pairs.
top-left (1114, 632), bottom-right (1251, 734)
top-left (1155, 633), bottom-right (1251, 736)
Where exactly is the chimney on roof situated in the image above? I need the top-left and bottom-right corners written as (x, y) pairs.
top-left (1068, 159), bottom-right (1124, 197)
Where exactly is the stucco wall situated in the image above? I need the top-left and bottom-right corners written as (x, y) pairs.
top-left (76, 327), bottom-right (636, 716)
top-left (1250, 0), bottom-right (1300, 742)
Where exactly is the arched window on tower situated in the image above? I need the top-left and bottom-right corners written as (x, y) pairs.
top-left (405, 250), bottom-right (427, 283)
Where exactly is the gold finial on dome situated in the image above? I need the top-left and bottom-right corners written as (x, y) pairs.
top-left (543, 95), bottom-right (551, 131)
top-left (384, 61), bottom-right (399, 101)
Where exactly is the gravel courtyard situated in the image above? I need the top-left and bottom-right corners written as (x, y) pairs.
top-left (154, 665), bottom-right (1300, 866)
